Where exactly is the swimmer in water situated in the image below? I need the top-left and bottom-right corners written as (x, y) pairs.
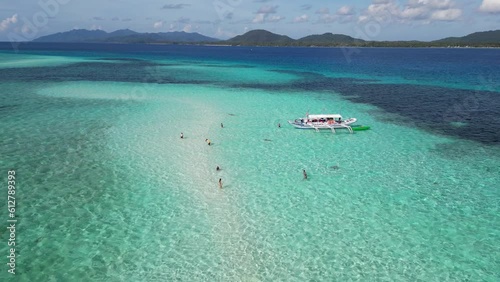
top-left (180, 133), bottom-right (184, 139)
top-left (303, 169), bottom-right (308, 180)
top-left (218, 178), bottom-right (222, 189)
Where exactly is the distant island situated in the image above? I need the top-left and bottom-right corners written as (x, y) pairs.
top-left (33, 29), bottom-right (220, 44)
top-left (225, 29), bottom-right (500, 48)
top-left (33, 28), bottom-right (500, 48)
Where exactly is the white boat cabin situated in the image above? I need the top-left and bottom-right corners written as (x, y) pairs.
top-left (306, 114), bottom-right (343, 123)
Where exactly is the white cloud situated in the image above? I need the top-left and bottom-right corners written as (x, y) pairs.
top-left (0, 14), bottom-right (18, 32)
top-left (316, 6), bottom-right (355, 23)
top-left (252, 13), bottom-right (284, 23)
top-left (182, 24), bottom-right (192, 32)
top-left (430, 8), bottom-right (462, 21)
top-left (268, 15), bottom-right (285, 22)
top-left (293, 14), bottom-right (308, 23)
top-left (359, 0), bottom-right (462, 23)
top-left (361, 0), bottom-right (400, 23)
top-left (337, 6), bottom-right (355, 15)
top-left (252, 5), bottom-right (283, 23)
top-left (153, 21), bottom-right (163, 29)
top-left (252, 13), bottom-right (265, 23)
top-left (479, 0), bottom-right (500, 13)
top-left (400, 6), bottom-right (428, 20)
top-left (358, 15), bottom-right (369, 22)
top-left (408, 0), bottom-right (454, 9)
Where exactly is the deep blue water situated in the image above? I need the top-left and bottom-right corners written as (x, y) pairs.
top-left (1, 42), bottom-right (500, 144)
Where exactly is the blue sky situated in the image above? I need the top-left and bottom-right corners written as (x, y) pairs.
top-left (1, 0), bottom-right (499, 41)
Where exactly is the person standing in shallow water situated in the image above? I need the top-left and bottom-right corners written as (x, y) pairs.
top-left (219, 178), bottom-right (222, 189)
top-left (205, 139), bottom-right (211, 145)
top-left (303, 169), bottom-right (308, 180)
top-left (180, 133), bottom-right (184, 139)
top-left (221, 123), bottom-right (224, 128)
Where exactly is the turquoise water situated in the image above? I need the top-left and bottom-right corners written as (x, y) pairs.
top-left (0, 45), bottom-right (499, 281)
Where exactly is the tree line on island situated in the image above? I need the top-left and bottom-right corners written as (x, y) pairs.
top-left (33, 28), bottom-right (500, 48)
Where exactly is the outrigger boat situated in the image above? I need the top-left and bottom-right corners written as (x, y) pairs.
top-left (288, 114), bottom-right (357, 133)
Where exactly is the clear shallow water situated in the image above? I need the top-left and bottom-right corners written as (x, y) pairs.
top-left (0, 43), bottom-right (499, 281)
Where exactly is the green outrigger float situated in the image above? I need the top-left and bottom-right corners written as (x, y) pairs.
top-left (351, 125), bottom-right (371, 131)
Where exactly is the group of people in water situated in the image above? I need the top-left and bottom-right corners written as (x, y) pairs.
top-left (180, 130), bottom-right (222, 188)
top-left (180, 121), bottom-right (310, 189)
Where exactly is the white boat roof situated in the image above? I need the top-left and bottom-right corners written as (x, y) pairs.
top-left (308, 114), bottom-right (342, 119)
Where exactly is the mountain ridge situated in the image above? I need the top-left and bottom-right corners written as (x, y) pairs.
top-left (227, 29), bottom-right (294, 44)
top-left (433, 30), bottom-right (500, 44)
top-left (34, 29), bottom-right (220, 43)
top-left (32, 28), bottom-right (500, 47)
top-left (226, 29), bottom-right (500, 47)
top-left (297, 33), bottom-right (365, 44)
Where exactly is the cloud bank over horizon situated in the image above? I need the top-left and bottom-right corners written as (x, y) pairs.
top-left (0, 0), bottom-right (499, 41)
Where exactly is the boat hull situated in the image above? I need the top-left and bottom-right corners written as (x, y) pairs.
top-left (288, 118), bottom-right (357, 129)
